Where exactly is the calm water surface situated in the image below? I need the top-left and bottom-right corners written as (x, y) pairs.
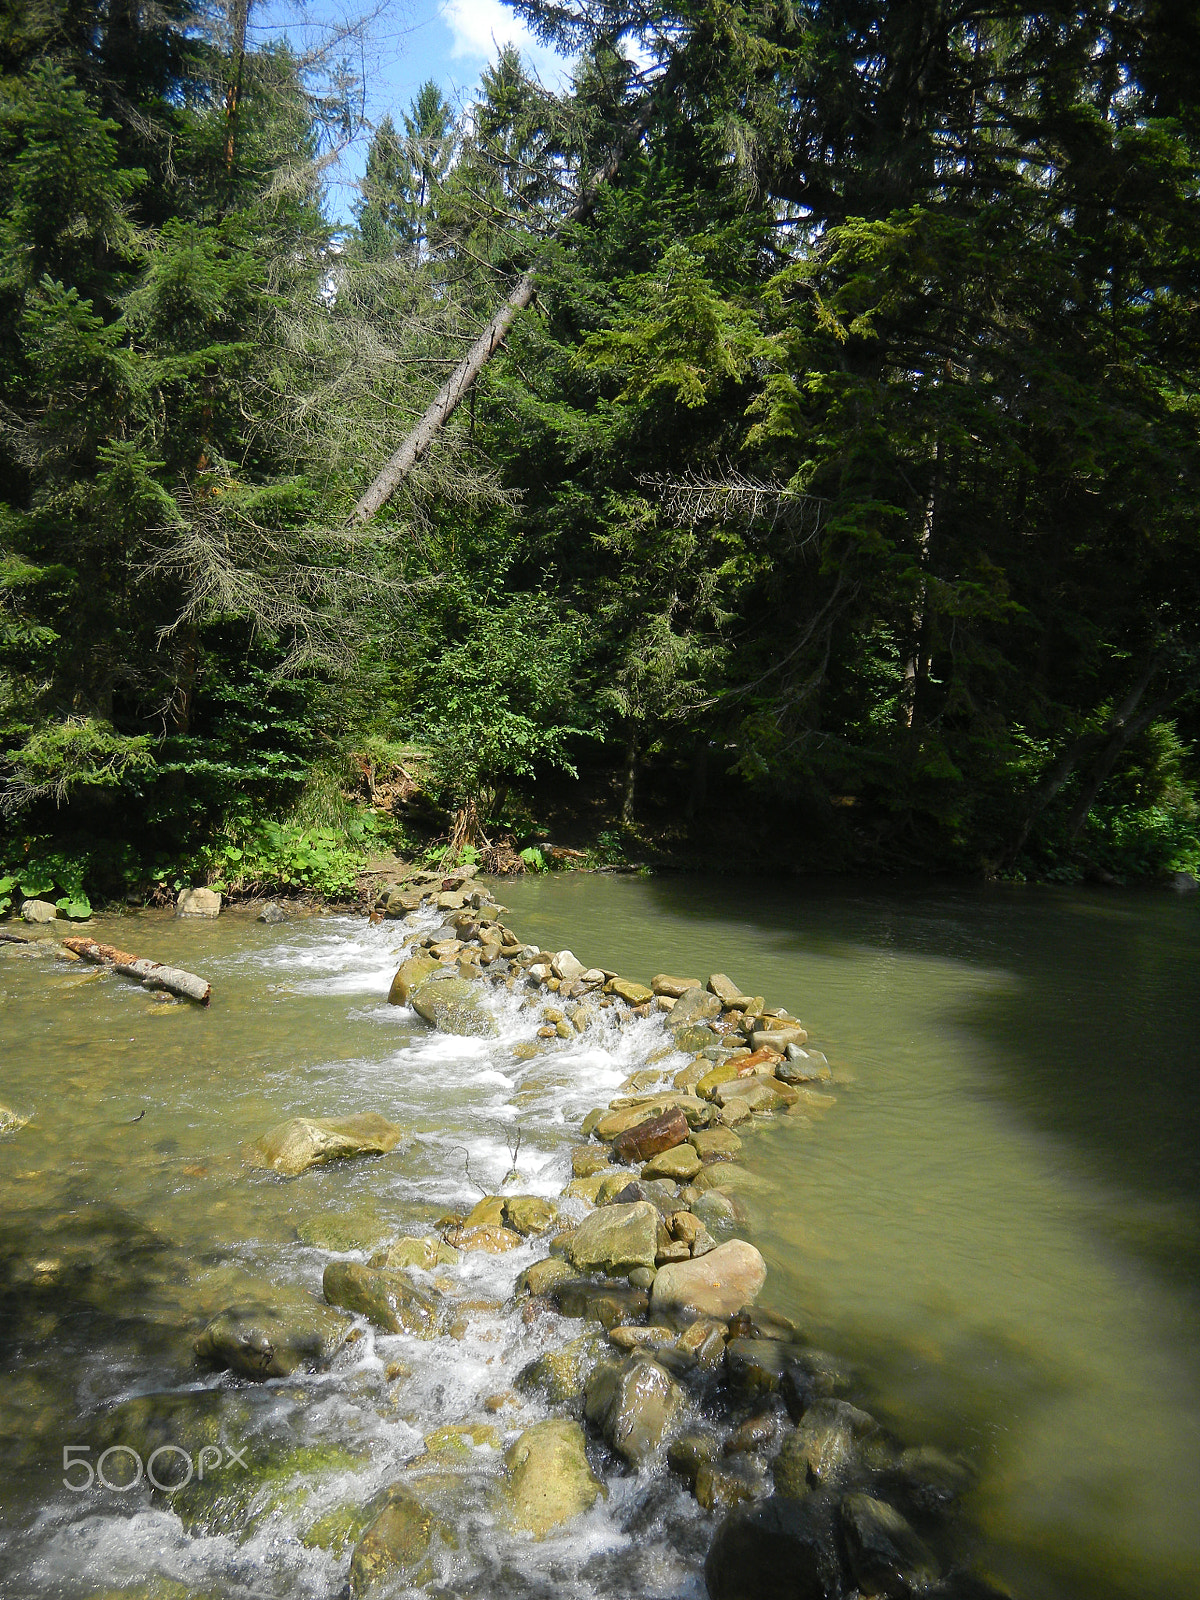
top-left (0, 876), bottom-right (1197, 1600)
top-left (501, 873), bottom-right (1200, 1600)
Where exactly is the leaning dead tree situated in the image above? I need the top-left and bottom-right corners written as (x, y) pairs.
top-left (350, 70), bottom-right (678, 523)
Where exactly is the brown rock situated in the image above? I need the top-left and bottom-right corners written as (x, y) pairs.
top-left (612, 1106), bottom-right (688, 1166)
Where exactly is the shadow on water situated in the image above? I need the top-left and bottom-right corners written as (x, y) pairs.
top-left (499, 870), bottom-right (1200, 1600)
top-left (617, 874), bottom-right (1200, 1255)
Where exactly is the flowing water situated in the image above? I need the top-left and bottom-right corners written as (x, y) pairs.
top-left (0, 877), bottom-right (1197, 1600)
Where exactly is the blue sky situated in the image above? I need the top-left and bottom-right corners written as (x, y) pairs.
top-left (253, 0), bottom-right (574, 221)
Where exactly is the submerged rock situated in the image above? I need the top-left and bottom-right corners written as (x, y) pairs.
top-left (553, 1279), bottom-right (650, 1328)
top-left (651, 1239), bottom-right (767, 1321)
top-left (705, 1491), bottom-right (846, 1600)
top-left (370, 1235), bottom-right (460, 1271)
top-left (195, 1302), bottom-right (347, 1380)
top-left (256, 901), bottom-right (288, 924)
top-left (568, 1201), bottom-right (659, 1275)
top-left (840, 1492), bottom-right (940, 1596)
top-left (251, 1113), bottom-right (405, 1177)
top-left (584, 1355), bottom-right (687, 1465)
top-left (322, 1261), bottom-right (443, 1336)
top-left (350, 1484), bottom-right (446, 1595)
top-left (410, 974), bottom-right (498, 1036)
top-left (499, 1418), bottom-right (604, 1538)
top-left (517, 1330), bottom-right (608, 1404)
top-left (773, 1399), bottom-right (883, 1494)
top-left (0, 1105), bottom-right (29, 1134)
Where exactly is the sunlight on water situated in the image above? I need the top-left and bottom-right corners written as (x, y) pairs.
top-left (1, 878), bottom-right (1198, 1600)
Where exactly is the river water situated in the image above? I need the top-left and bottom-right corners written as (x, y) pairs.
top-left (0, 877), bottom-right (1197, 1600)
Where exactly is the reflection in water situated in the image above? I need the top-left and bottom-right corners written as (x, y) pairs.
top-left (501, 873), bottom-right (1200, 1600)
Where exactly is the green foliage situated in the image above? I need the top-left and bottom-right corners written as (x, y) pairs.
top-left (519, 845), bottom-right (548, 872)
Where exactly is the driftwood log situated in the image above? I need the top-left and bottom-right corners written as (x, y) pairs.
top-left (61, 939), bottom-right (211, 1005)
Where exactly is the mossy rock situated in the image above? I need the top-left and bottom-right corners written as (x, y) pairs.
top-left (350, 1484), bottom-right (453, 1596)
top-left (497, 1419), bottom-right (604, 1539)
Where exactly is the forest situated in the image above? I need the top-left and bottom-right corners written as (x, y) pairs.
top-left (1, 0), bottom-right (1198, 916)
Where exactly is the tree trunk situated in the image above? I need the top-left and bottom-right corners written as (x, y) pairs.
top-left (1007, 652), bottom-right (1166, 863)
top-left (350, 75), bottom-right (675, 524)
top-left (1063, 690), bottom-right (1176, 844)
top-left (621, 731), bottom-right (639, 829)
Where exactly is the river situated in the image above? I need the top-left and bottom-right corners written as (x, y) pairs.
top-left (1, 875), bottom-right (1197, 1600)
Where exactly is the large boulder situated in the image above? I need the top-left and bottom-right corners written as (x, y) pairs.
top-left (650, 1239), bottom-right (767, 1321)
top-left (773, 1400), bottom-right (882, 1494)
top-left (567, 1202), bottom-right (659, 1275)
top-left (499, 1419), bottom-right (603, 1538)
top-left (705, 1492), bottom-right (846, 1600)
top-left (177, 886), bottom-right (221, 917)
top-left (251, 1113), bottom-right (405, 1177)
top-left (350, 1485), bottom-right (445, 1595)
top-left (584, 1356), bottom-right (687, 1465)
top-left (410, 974), bottom-right (498, 1036)
top-left (195, 1301), bottom-right (347, 1381)
top-left (840, 1492), bottom-right (940, 1596)
top-left (387, 954), bottom-right (438, 1005)
top-left (322, 1261), bottom-right (443, 1337)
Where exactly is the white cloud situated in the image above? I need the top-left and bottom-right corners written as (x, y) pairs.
top-left (438, 0), bottom-right (569, 84)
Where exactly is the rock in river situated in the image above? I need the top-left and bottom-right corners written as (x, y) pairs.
top-left (323, 1261), bottom-right (443, 1337)
top-left (651, 1239), bottom-right (767, 1321)
top-left (584, 1355), bottom-right (687, 1465)
top-left (839, 1491), bottom-right (940, 1596)
top-left (195, 1301), bottom-right (348, 1380)
top-left (251, 1113), bottom-right (405, 1177)
top-left (350, 1484), bottom-right (446, 1595)
top-left (665, 986), bottom-right (722, 1031)
top-left (773, 1399), bottom-right (883, 1493)
top-left (387, 953), bottom-right (438, 1005)
top-left (705, 1491), bottom-right (846, 1600)
top-left (568, 1201), bottom-right (659, 1275)
top-left (410, 974), bottom-right (498, 1036)
top-left (19, 898), bottom-right (57, 923)
top-left (612, 1106), bottom-right (689, 1165)
top-left (499, 1418), bottom-right (604, 1538)
top-left (176, 886), bottom-right (221, 917)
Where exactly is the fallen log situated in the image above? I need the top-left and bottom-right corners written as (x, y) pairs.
top-left (61, 939), bottom-right (211, 1005)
